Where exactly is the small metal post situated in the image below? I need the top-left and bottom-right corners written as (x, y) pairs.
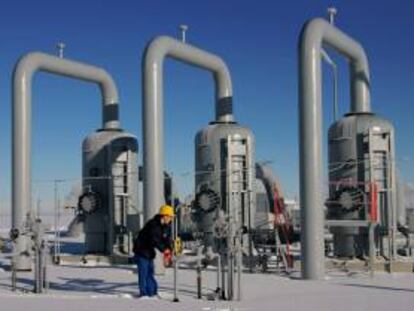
top-left (38, 246), bottom-right (44, 293)
top-left (171, 175), bottom-right (179, 302)
top-left (236, 232), bottom-right (242, 301)
top-left (173, 256), bottom-right (179, 302)
top-left (33, 219), bottom-right (44, 294)
top-left (327, 7), bottom-right (337, 25)
top-left (43, 242), bottom-right (48, 292)
top-left (11, 255), bottom-right (17, 291)
top-left (196, 247), bottom-right (203, 299)
top-left (221, 256), bottom-right (226, 300)
top-left (179, 25), bottom-right (188, 43)
top-left (57, 196), bottom-right (62, 263)
top-left (226, 136), bottom-right (234, 300)
top-left (216, 255), bottom-right (221, 297)
top-left (56, 42), bottom-right (65, 58)
top-left (247, 190), bottom-right (254, 273)
top-left (368, 222), bottom-right (375, 278)
top-left (53, 180), bottom-right (58, 264)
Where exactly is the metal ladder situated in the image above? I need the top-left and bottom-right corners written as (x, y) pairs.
top-left (364, 128), bottom-right (395, 271)
top-left (111, 150), bottom-right (131, 254)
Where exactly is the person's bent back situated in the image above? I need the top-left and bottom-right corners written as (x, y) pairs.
top-left (133, 205), bottom-right (174, 298)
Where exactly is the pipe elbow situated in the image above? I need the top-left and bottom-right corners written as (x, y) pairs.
top-left (143, 36), bottom-right (172, 68)
top-left (96, 68), bottom-right (119, 105)
top-left (213, 65), bottom-right (232, 99)
top-left (299, 18), bottom-right (326, 51)
top-left (351, 43), bottom-right (369, 72)
top-left (301, 18), bottom-right (369, 71)
top-left (13, 52), bottom-right (45, 84)
top-left (13, 51), bottom-right (120, 128)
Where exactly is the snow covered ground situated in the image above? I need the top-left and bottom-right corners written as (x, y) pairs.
top-left (1, 258), bottom-right (414, 311)
top-left (1, 218), bottom-right (414, 311)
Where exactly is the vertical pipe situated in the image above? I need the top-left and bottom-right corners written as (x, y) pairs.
top-left (390, 131), bottom-right (398, 259)
top-left (221, 256), bottom-right (226, 300)
top-left (57, 196), bottom-right (61, 261)
top-left (142, 36), bottom-right (233, 221)
top-left (12, 52), bottom-right (120, 270)
top-left (299, 21), bottom-right (327, 281)
top-left (11, 256), bottom-right (17, 291)
top-left (396, 174), bottom-right (407, 226)
top-left (226, 135), bottom-right (234, 300)
top-left (236, 234), bottom-right (242, 301)
top-left (171, 183), bottom-right (179, 302)
top-left (38, 246), bottom-right (43, 293)
top-left (34, 249), bottom-right (39, 293)
top-left (216, 254), bottom-right (221, 295)
top-left (248, 189), bottom-right (254, 273)
top-left (369, 221), bottom-right (375, 278)
top-left (196, 247), bottom-right (203, 299)
top-left (299, 18), bottom-right (371, 279)
top-left (53, 180), bottom-right (58, 264)
top-left (43, 242), bottom-right (48, 292)
top-left (107, 145), bottom-right (114, 255)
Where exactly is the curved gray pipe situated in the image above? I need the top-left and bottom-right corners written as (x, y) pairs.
top-left (299, 18), bottom-right (371, 280)
top-left (255, 163), bottom-right (284, 214)
top-left (142, 36), bottom-right (233, 220)
top-left (12, 52), bottom-right (120, 270)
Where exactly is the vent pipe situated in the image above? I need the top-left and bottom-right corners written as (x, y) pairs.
top-left (298, 18), bottom-right (371, 280)
top-left (12, 52), bottom-right (120, 270)
top-left (142, 36), bottom-right (233, 220)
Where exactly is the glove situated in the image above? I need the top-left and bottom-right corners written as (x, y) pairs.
top-left (163, 249), bottom-right (173, 267)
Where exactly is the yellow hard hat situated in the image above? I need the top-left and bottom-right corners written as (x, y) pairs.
top-left (159, 204), bottom-right (175, 217)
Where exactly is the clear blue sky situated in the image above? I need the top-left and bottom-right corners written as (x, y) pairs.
top-left (1, 0), bottom-right (414, 204)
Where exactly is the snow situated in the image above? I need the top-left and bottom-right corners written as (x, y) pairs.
top-left (0, 232), bottom-right (413, 310)
top-left (1, 257), bottom-right (414, 311)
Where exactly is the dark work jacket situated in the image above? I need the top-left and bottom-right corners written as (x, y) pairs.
top-left (133, 214), bottom-right (172, 260)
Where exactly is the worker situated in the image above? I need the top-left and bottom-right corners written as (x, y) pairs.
top-left (133, 204), bottom-right (174, 298)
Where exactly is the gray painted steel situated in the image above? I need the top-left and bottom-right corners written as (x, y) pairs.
top-left (299, 18), bottom-right (371, 279)
top-left (194, 123), bottom-right (255, 251)
top-left (396, 177), bottom-right (406, 227)
top-left (82, 130), bottom-right (139, 255)
top-left (255, 162), bottom-right (284, 214)
top-left (12, 52), bottom-right (120, 270)
top-left (327, 113), bottom-right (396, 257)
top-left (142, 36), bottom-right (233, 221)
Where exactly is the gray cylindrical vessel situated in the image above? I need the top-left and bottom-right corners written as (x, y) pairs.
top-left (327, 112), bottom-right (396, 257)
top-left (81, 129), bottom-right (139, 255)
top-left (194, 122), bottom-right (255, 252)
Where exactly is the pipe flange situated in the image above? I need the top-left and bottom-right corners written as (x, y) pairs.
top-left (213, 219), bottom-right (229, 238)
top-left (195, 189), bottom-right (220, 213)
top-left (78, 191), bottom-right (101, 214)
top-left (9, 228), bottom-right (20, 241)
top-left (330, 186), bottom-right (364, 213)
